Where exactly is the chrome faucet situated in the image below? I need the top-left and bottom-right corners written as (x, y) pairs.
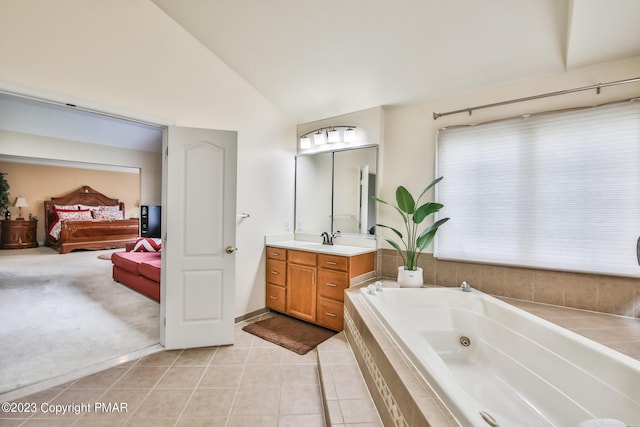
top-left (321, 232), bottom-right (332, 245)
top-left (321, 231), bottom-right (341, 245)
top-left (460, 280), bottom-right (472, 292)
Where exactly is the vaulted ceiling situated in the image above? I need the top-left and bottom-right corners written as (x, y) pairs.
top-left (2, 1), bottom-right (639, 157)
top-left (151, 0), bottom-right (640, 123)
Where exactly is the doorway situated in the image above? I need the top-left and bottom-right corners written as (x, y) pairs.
top-left (0, 90), bottom-right (238, 397)
top-left (0, 91), bottom-right (164, 398)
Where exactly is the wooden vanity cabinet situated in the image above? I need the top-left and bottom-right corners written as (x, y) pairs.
top-left (266, 245), bottom-right (375, 331)
top-left (265, 247), bottom-right (287, 312)
top-left (286, 250), bottom-right (317, 322)
top-left (316, 253), bottom-right (374, 330)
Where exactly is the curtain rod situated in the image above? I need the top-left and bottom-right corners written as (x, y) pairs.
top-left (432, 76), bottom-right (640, 120)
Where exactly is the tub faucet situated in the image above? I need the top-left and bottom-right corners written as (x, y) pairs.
top-left (460, 280), bottom-right (472, 292)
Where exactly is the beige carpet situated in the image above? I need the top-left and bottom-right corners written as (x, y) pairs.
top-left (0, 246), bottom-right (160, 398)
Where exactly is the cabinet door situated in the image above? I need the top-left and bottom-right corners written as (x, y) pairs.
top-left (317, 269), bottom-right (349, 302)
top-left (317, 254), bottom-right (348, 271)
top-left (266, 246), bottom-right (287, 261)
top-left (266, 259), bottom-right (286, 286)
top-left (317, 297), bottom-right (344, 331)
top-left (286, 263), bottom-right (317, 322)
top-left (266, 284), bottom-right (286, 312)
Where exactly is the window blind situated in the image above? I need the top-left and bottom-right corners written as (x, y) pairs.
top-left (436, 100), bottom-right (640, 277)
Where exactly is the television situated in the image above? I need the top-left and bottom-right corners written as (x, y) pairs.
top-left (141, 205), bottom-right (161, 238)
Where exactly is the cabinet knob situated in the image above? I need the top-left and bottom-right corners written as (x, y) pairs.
top-left (270, 271), bottom-right (279, 275)
top-left (325, 312), bottom-right (337, 317)
top-left (325, 261), bottom-right (337, 265)
top-left (270, 296), bottom-right (278, 300)
top-left (326, 283), bottom-right (337, 287)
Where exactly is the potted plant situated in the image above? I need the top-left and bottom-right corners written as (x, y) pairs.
top-left (374, 176), bottom-right (450, 287)
top-left (0, 172), bottom-right (10, 220)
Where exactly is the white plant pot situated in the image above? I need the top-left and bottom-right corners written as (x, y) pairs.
top-left (397, 266), bottom-right (423, 288)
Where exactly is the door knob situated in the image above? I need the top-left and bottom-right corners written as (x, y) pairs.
top-left (225, 246), bottom-right (236, 254)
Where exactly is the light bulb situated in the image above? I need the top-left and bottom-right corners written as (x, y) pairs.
top-left (343, 128), bottom-right (356, 142)
top-left (300, 136), bottom-right (311, 149)
top-left (327, 129), bottom-right (340, 143)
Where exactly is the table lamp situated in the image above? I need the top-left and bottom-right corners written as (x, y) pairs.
top-left (14, 197), bottom-right (28, 220)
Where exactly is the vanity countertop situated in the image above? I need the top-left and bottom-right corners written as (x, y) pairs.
top-left (267, 240), bottom-right (376, 256)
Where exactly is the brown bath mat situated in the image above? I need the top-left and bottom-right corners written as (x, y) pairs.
top-left (242, 314), bottom-right (336, 355)
top-left (97, 253), bottom-right (114, 260)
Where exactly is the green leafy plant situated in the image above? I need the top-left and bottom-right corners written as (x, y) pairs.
top-left (374, 177), bottom-right (450, 271)
top-left (0, 172), bottom-right (9, 214)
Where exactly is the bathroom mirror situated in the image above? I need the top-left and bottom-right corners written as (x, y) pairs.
top-left (295, 146), bottom-right (377, 236)
top-left (295, 152), bottom-right (333, 234)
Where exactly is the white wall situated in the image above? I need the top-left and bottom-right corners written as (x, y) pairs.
top-left (0, 0), bottom-right (296, 318)
top-left (380, 56), bottom-right (640, 253)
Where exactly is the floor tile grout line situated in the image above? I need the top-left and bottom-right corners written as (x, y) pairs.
top-left (172, 347), bottom-right (221, 426)
top-left (127, 348), bottom-right (185, 421)
top-left (8, 313), bottom-right (327, 426)
top-left (68, 355), bottom-right (149, 426)
top-left (223, 343), bottom-right (252, 427)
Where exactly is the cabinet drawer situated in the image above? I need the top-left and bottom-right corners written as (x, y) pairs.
top-left (266, 284), bottom-right (286, 312)
top-left (288, 250), bottom-right (317, 266)
top-left (317, 298), bottom-right (344, 331)
top-left (318, 269), bottom-right (349, 301)
top-left (317, 254), bottom-right (348, 271)
top-left (266, 246), bottom-right (287, 261)
top-left (266, 259), bottom-right (286, 286)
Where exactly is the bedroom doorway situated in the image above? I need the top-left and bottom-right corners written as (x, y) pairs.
top-left (0, 90), bottom-right (164, 397)
top-left (0, 88), bottom-right (238, 397)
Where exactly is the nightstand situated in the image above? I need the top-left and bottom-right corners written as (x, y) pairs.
top-left (0, 220), bottom-right (38, 249)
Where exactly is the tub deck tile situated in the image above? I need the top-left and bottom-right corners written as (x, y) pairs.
top-left (317, 332), bottom-right (383, 427)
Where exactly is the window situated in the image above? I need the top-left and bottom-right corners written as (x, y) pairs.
top-left (436, 100), bottom-right (640, 277)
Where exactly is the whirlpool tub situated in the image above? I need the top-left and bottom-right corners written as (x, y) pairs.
top-left (355, 286), bottom-right (640, 426)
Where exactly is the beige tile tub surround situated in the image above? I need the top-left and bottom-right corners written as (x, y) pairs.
top-left (344, 282), bottom-right (640, 427)
top-left (343, 290), bottom-right (459, 427)
top-left (377, 249), bottom-right (640, 318)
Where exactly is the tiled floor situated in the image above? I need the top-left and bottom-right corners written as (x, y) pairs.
top-left (0, 313), bottom-right (326, 427)
top-left (4, 297), bottom-right (640, 427)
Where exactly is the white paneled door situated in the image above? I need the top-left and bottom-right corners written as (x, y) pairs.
top-left (161, 126), bottom-right (237, 349)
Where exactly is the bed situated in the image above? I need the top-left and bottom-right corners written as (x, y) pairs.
top-left (44, 185), bottom-right (140, 254)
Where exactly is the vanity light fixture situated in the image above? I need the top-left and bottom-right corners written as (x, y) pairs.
top-left (343, 127), bottom-right (356, 142)
top-left (314, 130), bottom-right (326, 145)
top-left (299, 125), bottom-right (357, 149)
top-left (327, 128), bottom-right (340, 143)
top-left (300, 136), bottom-right (311, 149)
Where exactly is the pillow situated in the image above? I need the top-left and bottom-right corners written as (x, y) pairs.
top-left (132, 237), bottom-right (162, 252)
top-left (78, 204), bottom-right (120, 212)
top-left (78, 204), bottom-right (100, 211)
top-left (92, 210), bottom-right (124, 220)
top-left (57, 209), bottom-right (93, 222)
top-left (48, 209), bottom-right (92, 239)
top-left (54, 204), bottom-right (79, 210)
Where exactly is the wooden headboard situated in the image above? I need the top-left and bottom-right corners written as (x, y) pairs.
top-left (44, 185), bottom-right (125, 230)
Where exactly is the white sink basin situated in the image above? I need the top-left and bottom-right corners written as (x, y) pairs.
top-left (268, 240), bottom-right (375, 256)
